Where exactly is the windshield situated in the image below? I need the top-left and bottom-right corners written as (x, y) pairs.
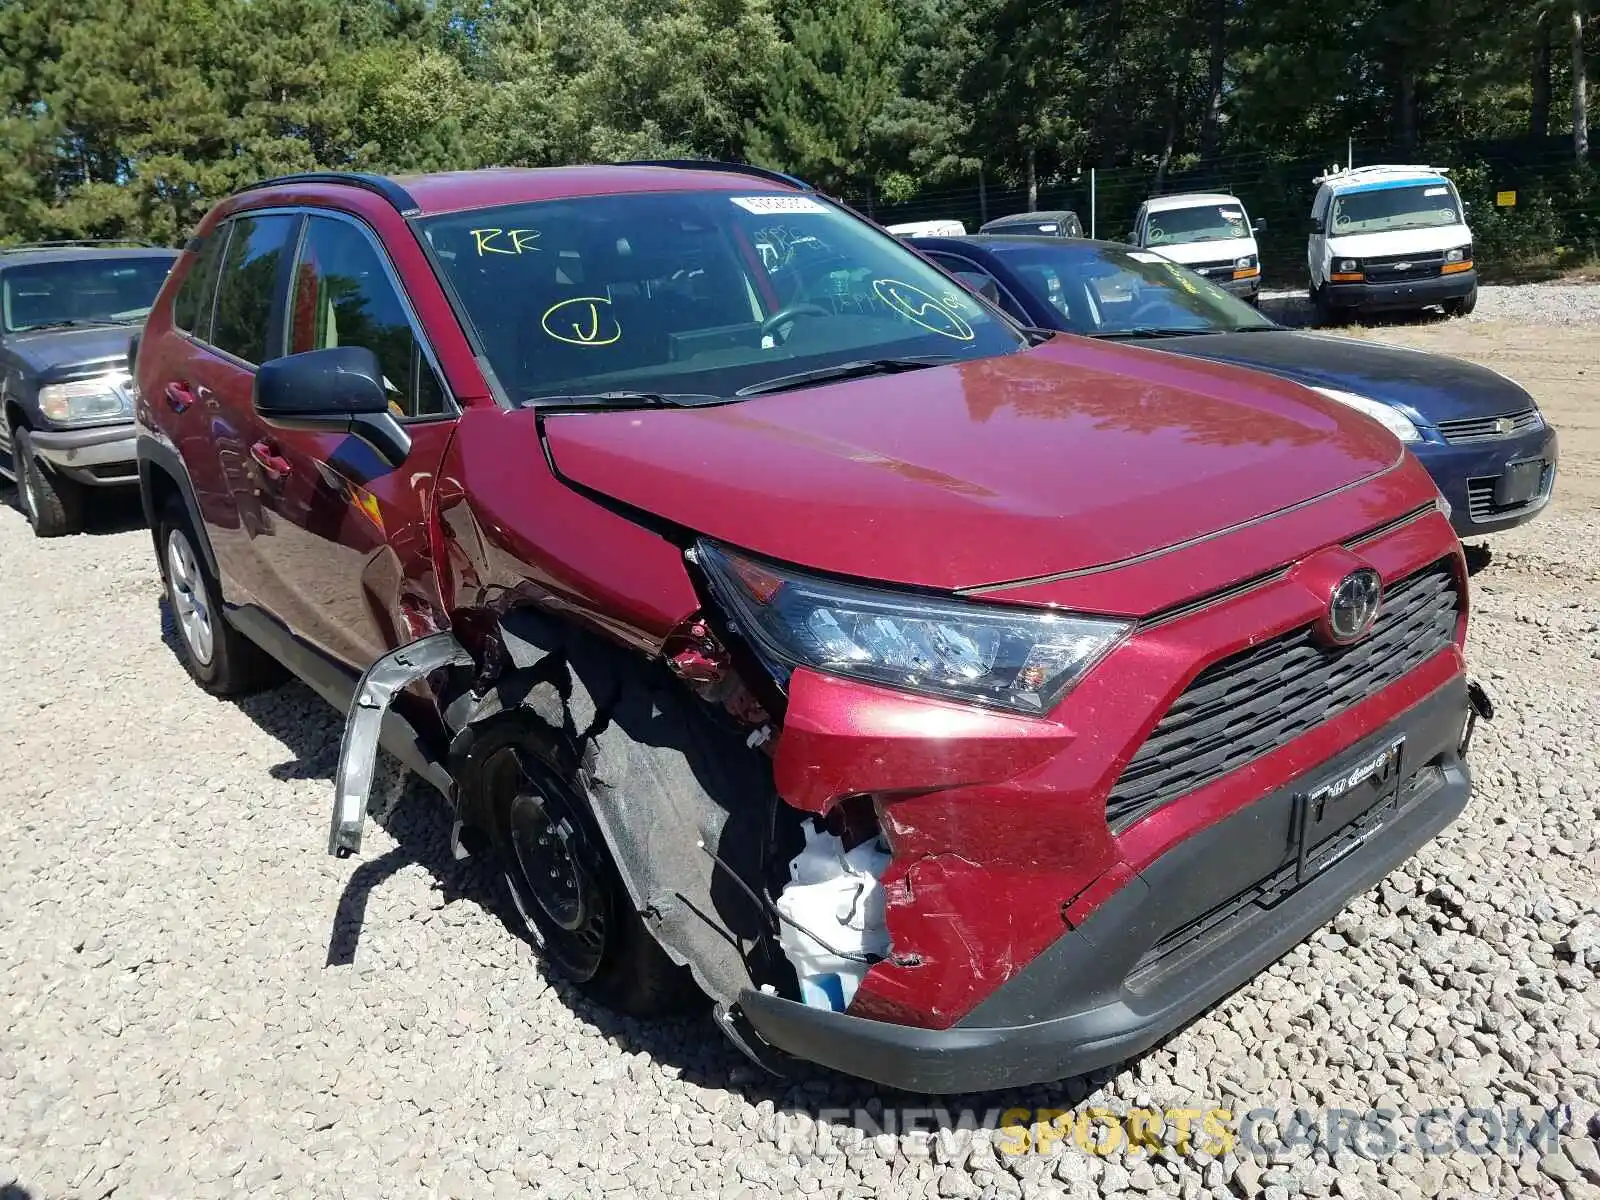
top-left (1, 255), bottom-right (175, 333)
top-left (1331, 181), bottom-right (1461, 235)
top-left (420, 191), bottom-right (1024, 405)
top-left (990, 242), bottom-right (1275, 336)
top-left (1145, 203), bottom-right (1251, 246)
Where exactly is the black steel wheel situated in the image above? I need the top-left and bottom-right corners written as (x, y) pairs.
top-left (497, 747), bottom-right (611, 981)
top-left (477, 716), bottom-right (703, 1016)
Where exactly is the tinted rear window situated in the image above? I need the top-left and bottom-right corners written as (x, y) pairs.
top-left (211, 214), bottom-right (298, 364)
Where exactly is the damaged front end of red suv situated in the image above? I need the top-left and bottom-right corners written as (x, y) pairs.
top-left (325, 349), bottom-right (1489, 1096)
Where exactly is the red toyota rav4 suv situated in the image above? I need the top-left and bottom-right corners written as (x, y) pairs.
top-left (134, 163), bottom-right (1490, 1093)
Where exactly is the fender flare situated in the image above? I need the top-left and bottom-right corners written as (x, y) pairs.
top-left (137, 433), bottom-right (220, 580)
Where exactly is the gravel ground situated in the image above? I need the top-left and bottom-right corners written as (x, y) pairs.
top-left (1262, 281), bottom-right (1600, 330)
top-left (2, 299), bottom-right (1599, 1200)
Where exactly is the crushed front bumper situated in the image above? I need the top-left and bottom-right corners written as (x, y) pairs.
top-left (738, 676), bottom-right (1475, 1093)
top-left (29, 422), bottom-right (138, 486)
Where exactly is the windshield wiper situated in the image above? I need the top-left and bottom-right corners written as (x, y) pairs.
top-left (525, 390), bottom-right (722, 409)
top-left (1086, 327), bottom-right (1221, 340)
top-left (19, 317), bottom-right (133, 331)
top-left (735, 355), bottom-right (954, 397)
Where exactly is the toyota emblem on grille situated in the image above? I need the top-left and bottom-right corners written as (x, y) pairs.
top-left (1326, 568), bottom-right (1383, 644)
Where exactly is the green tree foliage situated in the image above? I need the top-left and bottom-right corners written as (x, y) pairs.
top-left (0, 0), bottom-right (1593, 261)
top-left (745, 0), bottom-right (904, 196)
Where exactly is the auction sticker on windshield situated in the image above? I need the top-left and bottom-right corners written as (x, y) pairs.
top-left (731, 196), bottom-right (829, 215)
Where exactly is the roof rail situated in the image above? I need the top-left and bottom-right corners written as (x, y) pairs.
top-left (618, 159), bottom-right (814, 191)
top-left (1313, 163), bottom-right (1451, 185)
top-left (0, 238), bottom-right (161, 253)
top-left (245, 171), bottom-right (422, 217)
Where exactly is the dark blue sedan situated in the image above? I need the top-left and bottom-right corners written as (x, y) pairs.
top-left (907, 235), bottom-right (1558, 539)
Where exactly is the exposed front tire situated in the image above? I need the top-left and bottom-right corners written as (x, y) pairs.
top-left (1443, 288), bottom-right (1477, 317)
top-left (475, 714), bottom-right (702, 1018)
top-left (158, 500), bottom-right (284, 696)
top-left (14, 427), bottom-right (86, 538)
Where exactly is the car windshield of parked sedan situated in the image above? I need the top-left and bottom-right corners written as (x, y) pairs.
top-left (420, 191), bottom-right (1025, 405)
top-left (989, 242), bottom-right (1276, 336)
top-left (1144, 204), bottom-right (1251, 245)
top-left (1, 256), bottom-right (175, 333)
top-left (1331, 182), bottom-right (1462, 235)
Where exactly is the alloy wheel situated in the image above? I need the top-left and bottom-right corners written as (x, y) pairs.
top-left (165, 527), bottom-right (215, 666)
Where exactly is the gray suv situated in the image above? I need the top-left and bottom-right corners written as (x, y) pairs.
top-left (0, 241), bottom-right (178, 536)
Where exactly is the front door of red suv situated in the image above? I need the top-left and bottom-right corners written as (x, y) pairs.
top-left (236, 211), bottom-right (458, 672)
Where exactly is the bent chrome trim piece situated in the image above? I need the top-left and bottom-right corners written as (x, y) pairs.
top-left (331, 632), bottom-right (473, 857)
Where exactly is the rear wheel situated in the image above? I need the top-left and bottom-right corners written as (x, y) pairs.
top-left (14, 427), bottom-right (86, 538)
top-left (159, 500), bottom-right (284, 695)
top-left (479, 716), bottom-right (701, 1017)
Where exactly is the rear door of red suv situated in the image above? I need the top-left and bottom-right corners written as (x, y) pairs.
top-left (212, 205), bottom-right (459, 672)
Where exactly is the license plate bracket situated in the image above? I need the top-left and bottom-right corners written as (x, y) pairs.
top-left (1292, 736), bottom-right (1406, 885)
top-left (1496, 459), bottom-right (1544, 507)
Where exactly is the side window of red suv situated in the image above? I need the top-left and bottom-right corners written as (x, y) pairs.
top-left (287, 215), bottom-right (449, 420)
top-left (210, 214), bottom-right (299, 364)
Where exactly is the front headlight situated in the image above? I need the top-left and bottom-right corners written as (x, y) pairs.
top-left (38, 371), bottom-right (135, 424)
top-left (1337, 259), bottom-right (1360, 273)
top-left (1445, 244), bottom-right (1471, 263)
top-left (696, 542), bottom-right (1130, 715)
top-left (1235, 254), bottom-right (1259, 270)
top-left (1310, 386), bottom-right (1420, 443)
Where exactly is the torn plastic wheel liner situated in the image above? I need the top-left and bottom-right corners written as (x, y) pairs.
top-left (330, 631), bottom-right (475, 858)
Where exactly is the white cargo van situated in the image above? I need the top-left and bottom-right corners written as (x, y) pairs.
top-left (886, 219), bottom-right (967, 238)
top-left (1128, 192), bottom-right (1263, 302)
top-left (1307, 164), bottom-right (1476, 322)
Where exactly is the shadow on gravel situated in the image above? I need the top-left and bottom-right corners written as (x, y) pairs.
top-left (0, 1184), bottom-right (36, 1199)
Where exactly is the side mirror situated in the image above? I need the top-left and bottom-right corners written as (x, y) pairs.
top-left (1252, 217), bottom-right (1267, 233)
top-left (126, 331), bottom-right (141, 377)
top-left (253, 345), bottom-right (410, 467)
top-left (1308, 218), bottom-right (1325, 235)
top-left (977, 278), bottom-right (1001, 304)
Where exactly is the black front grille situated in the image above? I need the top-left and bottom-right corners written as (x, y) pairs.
top-left (1105, 560), bottom-right (1461, 831)
top-left (1190, 259), bottom-right (1236, 277)
top-left (1436, 408), bottom-right (1541, 444)
top-left (1362, 250), bottom-right (1443, 284)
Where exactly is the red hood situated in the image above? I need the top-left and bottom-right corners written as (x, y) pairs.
top-left (542, 339), bottom-right (1406, 591)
